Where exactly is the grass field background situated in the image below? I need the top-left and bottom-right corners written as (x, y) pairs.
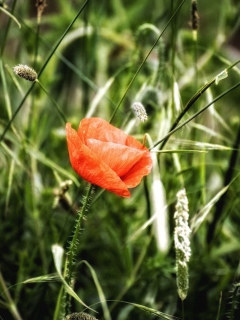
top-left (1, 0), bottom-right (240, 319)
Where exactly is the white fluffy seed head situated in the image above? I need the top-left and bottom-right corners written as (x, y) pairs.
top-left (131, 102), bottom-right (148, 122)
top-left (174, 188), bottom-right (191, 300)
top-left (13, 64), bottom-right (37, 81)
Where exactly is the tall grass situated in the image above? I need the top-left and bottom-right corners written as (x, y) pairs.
top-left (1, 0), bottom-right (240, 319)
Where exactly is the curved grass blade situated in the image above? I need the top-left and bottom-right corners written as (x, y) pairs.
top-left (79, 260), bottom-right (111, 320)
top-left (151, 81), bottom-right (240, 150)
top-left (0, 6), bottom-right (21, 29)
top-left (51, 244), bottom-right (96, 312)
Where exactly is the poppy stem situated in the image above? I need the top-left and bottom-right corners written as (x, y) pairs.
top-left (64, 183), bottom-right (93, 312)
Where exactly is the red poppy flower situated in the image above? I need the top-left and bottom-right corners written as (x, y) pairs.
top-left (66, 118), bottom-right (152, 197)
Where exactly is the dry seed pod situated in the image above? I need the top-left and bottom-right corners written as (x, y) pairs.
top-left (36, 0), bottom-right (47, 23)
top-left (66, 312), bottom-right (98, 320)
top-left (191, 0), bottom-right (199, 31)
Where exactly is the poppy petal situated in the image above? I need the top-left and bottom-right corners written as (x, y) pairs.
top-left (66, 118), bottom-right (152, 197)
top-left (121, 152), bottom-right (153, 187)
top-left (66, 123), bottom-right (131, 197)
top-left (79, 118), bottom-right (131, 145)
top-left (85, 139), bottom-right (146, 176)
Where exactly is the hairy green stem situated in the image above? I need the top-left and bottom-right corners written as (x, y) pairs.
top-left (64, 184), bottom-right (93, 312)
top-left (67, 184), bottom-right (92, 281)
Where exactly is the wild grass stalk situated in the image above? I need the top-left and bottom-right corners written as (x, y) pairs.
top-left (0, 0), bottom-right (91, 143)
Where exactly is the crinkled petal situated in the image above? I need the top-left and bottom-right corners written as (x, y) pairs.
top-left (85, 139), bottom-right (146, 176)
top-left (122, 151), bottom-right (153, 187)
top-left (66, 123), bottom-right (131, 197)
top-left (78, 118), bottom-right (137, 146)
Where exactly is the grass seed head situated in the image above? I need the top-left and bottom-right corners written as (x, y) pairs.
top-left (132, 101), bottom-right (148, 122)
top-left (66, 312), bottom-right (98, 320)
top-left (174, 188), bottom-right (191, 300)
top-left (13, 64), bottom-right (38, 81)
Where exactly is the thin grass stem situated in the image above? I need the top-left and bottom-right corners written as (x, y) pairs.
top-left (0, 271), bottom-right (23, 320)
top-left (0, 0), bottom-right (90, 143)
top-left (109, 0), bottom-right (188, 123)
top-left (153, 59), bottom-right (240, 150)
top-left (0, 0), bottom-right (17, 56)
top-left (207, 120), bottom-right (240, 243)
top-left (35, 80), bottom-right (67, 124)
top-left (151, 81), bottom-right (240, 150)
